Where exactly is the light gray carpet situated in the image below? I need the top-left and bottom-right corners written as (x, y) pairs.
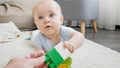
top-left (0, 32), bottom-right (120, 68)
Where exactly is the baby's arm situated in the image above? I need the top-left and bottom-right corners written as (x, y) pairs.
top-left (64, 31), bottom-right (84, 53)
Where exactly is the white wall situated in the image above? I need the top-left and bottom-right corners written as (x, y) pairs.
top-left (116, 0), bottom-right (120, 25)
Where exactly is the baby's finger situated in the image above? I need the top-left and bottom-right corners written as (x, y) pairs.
top-left (70, 45), bottom-right (74, 53)
top-left (63, 41), bottom-right (71, 51)
top-left (63, 41), bottom-right (68, 48)
top-left (64, 41), bottom-right (74, 53)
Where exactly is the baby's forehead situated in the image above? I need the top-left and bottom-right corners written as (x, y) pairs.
top-left (33, 0), bottom-right (62, 15)
top-left (37, 1), bottom-right (60, 10)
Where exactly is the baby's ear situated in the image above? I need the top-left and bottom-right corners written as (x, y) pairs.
top-left (60, 15), bottom-right (64, 24)
top-left (33, 20), bottom-right (35, 24)
top-left (33, 19), bottom-right (35, 23)
top-left (33, 19), bottom-right (36, 24)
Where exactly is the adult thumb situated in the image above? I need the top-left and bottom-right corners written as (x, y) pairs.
top-left (32, 56), bottom-right (46, 67)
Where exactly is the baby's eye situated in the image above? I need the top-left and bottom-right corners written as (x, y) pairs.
top-left (38, 16), bottom-right (43, 19)
top-left (49, 13), bottom-right (55, 17)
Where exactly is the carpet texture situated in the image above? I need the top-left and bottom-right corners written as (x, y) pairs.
top-left (0, 32), bottom-right (120, 68)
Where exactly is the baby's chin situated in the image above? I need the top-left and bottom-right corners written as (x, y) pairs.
top-left (44, 30), bottom-right (58, 36)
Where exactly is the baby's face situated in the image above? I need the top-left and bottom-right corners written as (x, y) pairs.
top-left (34, 1), bottom-right (63, 36)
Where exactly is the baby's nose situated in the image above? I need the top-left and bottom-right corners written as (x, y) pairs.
top-left (44, 17), bottom-right (50, 23)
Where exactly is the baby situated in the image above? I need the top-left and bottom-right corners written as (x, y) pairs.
top-left (31, 0), bottom-right (84, 67)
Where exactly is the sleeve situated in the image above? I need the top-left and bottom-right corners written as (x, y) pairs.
top-left (31, 30), bottom-right (43, 48)
top-left (61, 26), bottom-right (75, 41)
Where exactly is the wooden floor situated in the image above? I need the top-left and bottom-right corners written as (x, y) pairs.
top-left (72, 27), bottom-right (120, 53)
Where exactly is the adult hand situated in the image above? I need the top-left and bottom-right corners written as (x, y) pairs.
top-left (4, 50), bottom-right (47, 68)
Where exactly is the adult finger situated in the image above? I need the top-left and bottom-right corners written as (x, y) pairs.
top-left (32, 55), bottom-right (46, 67)
top-left (31, 50), bottom-right (45, 58)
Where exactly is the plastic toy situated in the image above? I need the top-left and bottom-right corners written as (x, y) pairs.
top-left (45, 42), bottom-right (71, 68)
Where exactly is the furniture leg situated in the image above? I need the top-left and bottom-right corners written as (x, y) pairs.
top-left (91, 20), bottom-right (97, 33)
top-left (67, 20), bottom-right (72, 27)
top-left (80, 20), bottom-right (86, 36)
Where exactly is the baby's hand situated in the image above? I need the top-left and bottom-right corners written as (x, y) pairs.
top-left (63, 41), bottom-right (74, 53)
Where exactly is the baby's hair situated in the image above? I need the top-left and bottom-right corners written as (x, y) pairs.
top-left (32, 0), bottom-right (63, 17)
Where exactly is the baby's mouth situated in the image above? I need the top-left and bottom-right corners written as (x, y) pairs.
top-left (45, 25), bottom-right (52, 29)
